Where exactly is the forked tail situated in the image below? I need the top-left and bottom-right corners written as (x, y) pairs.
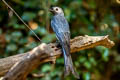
top-left (62, 46), bottom-right (80, 79)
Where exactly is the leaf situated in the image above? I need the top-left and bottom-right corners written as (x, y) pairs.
top-left (11, 31), bottom-right (22, 38)
top-left (6, 44), bottom-right (17, 51)
top-left (79, 56), bottom-right (86, 63)
top-left (22, 12), bottom-right (36, 21)
top-left (42, 64), bottom-right (51, 73)
top-left (83, 72), bottom-right (91, 80)
top-left (84, 61), bottom-right (91, 69)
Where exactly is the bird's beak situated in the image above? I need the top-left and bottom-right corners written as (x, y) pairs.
top-left (49, 8), bottom-right (54, 12)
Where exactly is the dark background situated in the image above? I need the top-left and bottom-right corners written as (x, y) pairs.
top-left (0, 0), bottom-right (120, 80)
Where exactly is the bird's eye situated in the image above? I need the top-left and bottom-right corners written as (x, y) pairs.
top-left (56, 8), bottom-right (58, 11)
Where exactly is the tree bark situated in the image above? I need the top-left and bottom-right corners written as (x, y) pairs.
top-left (0, 35), bottom-right (114, 80)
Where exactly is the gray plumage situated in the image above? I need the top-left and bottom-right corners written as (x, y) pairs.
top-left (50, 7), bottom-right (79, 79)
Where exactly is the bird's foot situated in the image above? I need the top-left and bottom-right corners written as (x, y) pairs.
top-left (56, 41), bottom-right (61, 48)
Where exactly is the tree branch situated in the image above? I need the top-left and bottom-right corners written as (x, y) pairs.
top-left (0, 35), bottom-right (114, 80)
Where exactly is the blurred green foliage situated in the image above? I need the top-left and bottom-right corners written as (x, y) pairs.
top-left (0, 0), bottom-right (120, 80)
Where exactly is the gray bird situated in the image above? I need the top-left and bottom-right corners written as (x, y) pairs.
top-left (50, 6), bottom-right (79, 78)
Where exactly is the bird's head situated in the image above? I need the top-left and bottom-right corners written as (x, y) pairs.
top-left (49, 7), bottom-right (64, 15)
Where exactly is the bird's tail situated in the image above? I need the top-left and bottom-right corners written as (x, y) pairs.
top-left (62, 45), bottom-right (80, 79)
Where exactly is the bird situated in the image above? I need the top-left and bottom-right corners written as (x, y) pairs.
top-left (49, 6), bottom-right (79, 79)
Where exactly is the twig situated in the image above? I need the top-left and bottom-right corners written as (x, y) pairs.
top-left (1, 0), bottom-right (42, 42)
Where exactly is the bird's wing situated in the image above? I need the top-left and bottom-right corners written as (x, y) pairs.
top-left (51, 17), bottom-right (70, 45)
top-left (51, 21), bottom-right (70, 57)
